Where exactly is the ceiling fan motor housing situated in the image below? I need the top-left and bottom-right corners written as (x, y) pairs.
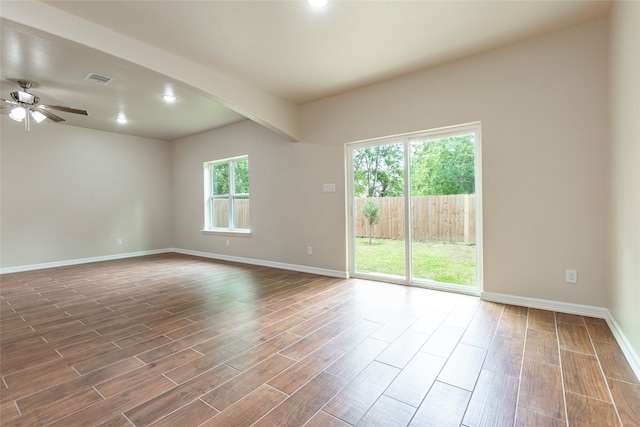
top-left (2, 80), bottom-right (88, 128)
top-left (11, 90), bottom-right (39, 105)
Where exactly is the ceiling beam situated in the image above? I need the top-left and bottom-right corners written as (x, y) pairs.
top-left (0, 1), bottom-right (301, 141)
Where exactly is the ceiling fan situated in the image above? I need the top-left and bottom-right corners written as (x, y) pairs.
top-left (1, 80), bottom-right (88, 132)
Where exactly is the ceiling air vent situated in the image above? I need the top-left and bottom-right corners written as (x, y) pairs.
top-left (84, 73), bottom-right (112, 85)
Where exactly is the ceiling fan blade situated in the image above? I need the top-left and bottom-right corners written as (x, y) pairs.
top-left (1, 98), bottom-right (18, 106)
top-left (11, 90), bottom-right (37, 104)
top-left (34, 108), bottom-right (65, 123)
top-left (39, 104), bottom-right (88, 116)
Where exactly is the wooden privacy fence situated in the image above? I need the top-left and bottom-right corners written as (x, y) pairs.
top-left (356, 194), bottom-right (476, 243)
top-left (213, 199), bottom-right (250, 229)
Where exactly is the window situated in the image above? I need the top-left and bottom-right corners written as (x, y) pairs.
top-left (204, 156), bottom-right (250, 233)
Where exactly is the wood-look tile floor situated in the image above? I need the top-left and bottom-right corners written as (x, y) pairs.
top-left (1, 254), bottom-right (639, 427)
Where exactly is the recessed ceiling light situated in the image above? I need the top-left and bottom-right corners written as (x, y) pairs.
top-left (116, 116), bottom-right (128, 124)
top-left (162, 94), bottom-right (176, 103)
top-left (307, 0), bottom-right (328, 8)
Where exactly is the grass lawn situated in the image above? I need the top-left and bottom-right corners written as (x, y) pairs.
top-left (355, 237), bottom-right (476, 286)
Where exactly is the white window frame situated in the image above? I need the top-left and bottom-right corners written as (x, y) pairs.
top-left (203, 155), bottom-right (251, 236)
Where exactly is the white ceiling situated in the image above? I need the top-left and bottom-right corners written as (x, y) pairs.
top-left (1, 0), bottom-right (611, 141)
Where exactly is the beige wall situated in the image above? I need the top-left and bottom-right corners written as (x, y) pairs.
top-left (609, 1), bottom-right (640, 358)
top-left (0, 116), bottom-right (172, 268)
top-left (171, 120), bottom-right (345, 272)
top-left (299, 20), bottom-right (609, 307)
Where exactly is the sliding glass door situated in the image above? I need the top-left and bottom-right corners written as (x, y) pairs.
top-left (348, 124), bottom-right (482, 293)
top-left (351, 141), bottom-right (406, 279)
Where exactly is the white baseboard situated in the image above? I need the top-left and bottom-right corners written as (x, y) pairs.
top-left (481, 292), bottom-right (610, 318)
top-left (171, 248), bottom-right (349, 279)
top-left (1, 248), bottom-right (349, 279)
top-left (604, 313), bottom-right (640, 384)
top-left (0, 249), bottom-right (172, 275)
top-left (482, 292), bottom-right (640, 382)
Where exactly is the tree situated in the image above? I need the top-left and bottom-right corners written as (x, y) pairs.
top-left (353, 144), bottom-right (404, 198)
top-left (410, 135), bottom-right (475, 196)
top-left (233, 158), bottom-right (249, 194)
top-left (353, 136), bottom-right (474, 199)
top-left (361, 199), bottom-right (381, 244)
top-left (212, 158), bottom-right (249, 195)
top-left (212, 162), bottom-right (229, 195)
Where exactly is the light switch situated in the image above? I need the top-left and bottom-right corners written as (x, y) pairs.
top-left (323, 183), bottom-right (336, 192)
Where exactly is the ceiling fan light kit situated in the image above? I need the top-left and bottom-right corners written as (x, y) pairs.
top-left (9, 106), bottom-right (26, 121)
top-left (2, 80), bottom-right (88, 133)
top-left (30, 109), bottom-right (47, 123)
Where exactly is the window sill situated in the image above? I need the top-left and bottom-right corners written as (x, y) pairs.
top-left (202, 229), bottom-right (252, 237)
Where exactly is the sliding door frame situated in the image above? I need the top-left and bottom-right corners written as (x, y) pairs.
top-left (346, 122), bottom-right (483, 296)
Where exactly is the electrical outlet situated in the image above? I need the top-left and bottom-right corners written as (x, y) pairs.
top-left (565, 269), bottom-right (577, 283)
top-left (307, 246), bottom-right (312, 256)
top-left (226, 239), bottom-right (230, 247)
top-left (116, 238), bottom-right (123, 246)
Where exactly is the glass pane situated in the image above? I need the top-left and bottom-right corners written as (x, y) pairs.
top-left (212, 198), bottom-right (229, 228)
top-left (234, 196), bottom-right (250, 230)
top-left (410, 134), bottom-right (476, 286)
top-left (212, 163), bottom-right (229, 196)
top-left (233, 159), bottom-right (249, 195)
top-left (352, 142), bottom-right (405, 278)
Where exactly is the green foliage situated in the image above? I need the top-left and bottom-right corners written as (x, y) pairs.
top-left (212, 162), bottom-right (229, 195)
top-left (212, 158), bottom-right (249, 196)
top-left (233, 158), bottom-right (249, 194)
top-left (352, 135), bottom-right (475, 198)
top-left (410, 135), bottom-right (475, 196)
top-left (353, 144), bottom-right (404, 197)
top-left (361, 199), bottom-right (381, 244)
